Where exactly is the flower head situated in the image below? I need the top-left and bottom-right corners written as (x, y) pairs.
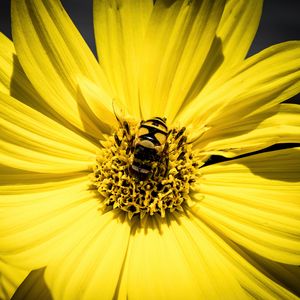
top-left (1, 0), bottom-right (300, 299)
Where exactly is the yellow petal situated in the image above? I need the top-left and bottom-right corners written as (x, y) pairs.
top-left (77, 75), bottom-right (119, 134)
top-left (194, 103), bottom-right (300, 157)
top-left (0, 93), bottom-right (98, 173)
top-left (178, 41), bottom-right (300, 128)
top-left (0, 175), bottom-right (100, 269)
top-left (193, 147), bottom-right (300, 264)
top-left (44, 211), bottom-right (130, 300)
top-left (118, 215), bottom-right (246, 299)
top-left (11, 0), bottom-right (111, 138)
top-left (241, 247), bottom-right (300, 297)
top-left (0, 33), bottom-right (16, 95)
top-left (190, 216), bottom-right (300, 299)
top-left (0, 260), bottom-right (29, 300)
top-left (0, 33), bottom-right (53, 116)
top-left (11, 268), bottom-right (52, 300)
top-left (215, 0), bottom-right (262, 68)
top-left (138, 0), bottom-right (225, 121)
top-left (93, 0), bottom-right (153, 118)
top-left (187, 0), bottom-right (263, 99)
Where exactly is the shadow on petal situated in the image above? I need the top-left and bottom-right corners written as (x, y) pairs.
top-left (240, 147), bottom-right (300, 182)
top-left (12, 268), bottom-right (52, 300)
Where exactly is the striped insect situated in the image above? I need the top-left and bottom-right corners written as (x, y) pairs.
top-left (112, 101), bottom-right (186, 179)
top-left (130, 117), bottom-right (169, 179)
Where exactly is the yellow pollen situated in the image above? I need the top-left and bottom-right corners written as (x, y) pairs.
top-left (92, 120), bottom-right (200, 219)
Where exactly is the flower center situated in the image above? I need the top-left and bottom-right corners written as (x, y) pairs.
top-left (92, 118), bottom-right (200, 219)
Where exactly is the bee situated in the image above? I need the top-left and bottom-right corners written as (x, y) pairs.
top-left (130, 117), bottom-right (169, 180)
top-left (112, 102), bottom-right (182, 179)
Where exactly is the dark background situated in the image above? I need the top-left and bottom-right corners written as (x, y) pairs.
top-left (0, 0), bottom-right (299, 101)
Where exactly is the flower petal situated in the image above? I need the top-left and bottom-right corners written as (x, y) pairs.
top-left (185, 0), bottom-right (263, 100)
top-left (11, 0), bottom-right (111, 138)
top-left (193, 103), bottom-right (300, 157)
top-left (0, 260), bottom-right (29, 300)
top-left (93, 0), bottom-right (153, 118)
top-left (77, 75), bottom-right (119, 134)
top-left (178, 41), bottom-right (300, 130)
top-left (0, 33), bottom-right (52, 115)
top-left (189, 216), bottom-right (299, 299)
top-left (192, 147), bottom-right (300, 264)
top-left (0, 34), bottom-right (17, 95)
top-left (117, 215), bottom-right (246, 299)
top-left (0, 93), bottom-right (98, 173)
top-left (44, 211), bottom-right (130, 300)
top-left (0, 175), bottom-right (101, 269)
top-left (11, 268), bottom-right (52, 300)
top-left (138, 0), bottom-right (225, 120)
top-left (240, 247), bottom-right (300, 297)
top-left (214, 0), bottom-right (262, 69)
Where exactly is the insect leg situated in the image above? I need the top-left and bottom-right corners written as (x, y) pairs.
top-left (175, 127), bottom-right (186, 140)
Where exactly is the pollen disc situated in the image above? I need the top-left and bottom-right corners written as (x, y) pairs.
top-left (92, 120), bottom-right (201, 219)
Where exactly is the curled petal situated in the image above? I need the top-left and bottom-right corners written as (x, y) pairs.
top-left (193, 147), bottom-right (300, 264)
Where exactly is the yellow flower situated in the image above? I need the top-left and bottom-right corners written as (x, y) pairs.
top-left (1, 0), bottom-right (300, 299)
